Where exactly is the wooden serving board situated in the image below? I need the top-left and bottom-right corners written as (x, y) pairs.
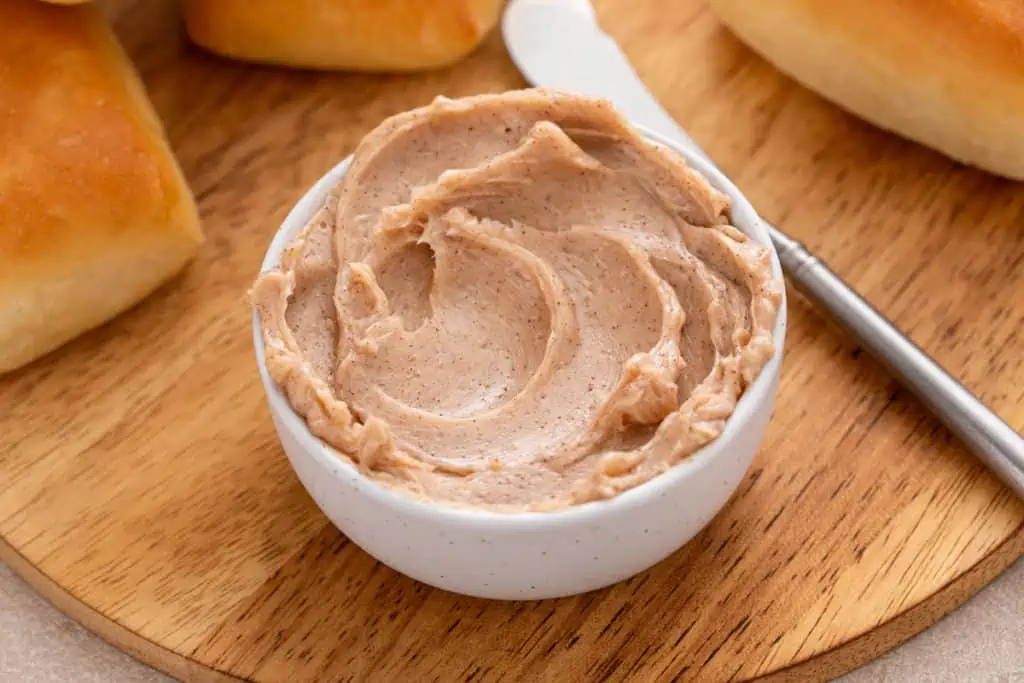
top-left (3, 1), bottom-right (1023, 681)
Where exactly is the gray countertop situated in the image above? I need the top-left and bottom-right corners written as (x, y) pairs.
top-left (1, 559), bottom-right (1022, 682)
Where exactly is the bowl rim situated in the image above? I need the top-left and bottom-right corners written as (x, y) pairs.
top-left (252, 125), bottom-right (788, 528)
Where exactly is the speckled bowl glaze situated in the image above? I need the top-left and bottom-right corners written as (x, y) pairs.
top-left (253, 128), bottom-right (788, 600)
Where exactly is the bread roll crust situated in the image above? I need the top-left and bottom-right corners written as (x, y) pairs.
top-left (182, 0), bottom-right (504, 72)
top-left (709, 0), bottom-right (1024, 179)
top-left (0, 0), bottom-right (202, 372)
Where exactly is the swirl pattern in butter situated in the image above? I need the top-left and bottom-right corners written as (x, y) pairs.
top-left (252, 90), bottom-right (781, 510)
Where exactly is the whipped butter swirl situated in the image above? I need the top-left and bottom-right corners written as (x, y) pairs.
top-left (252, 90), bottom-right (781, 511)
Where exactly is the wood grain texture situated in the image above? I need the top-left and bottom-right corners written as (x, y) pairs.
top-left (1, 1), bottom-right (1023, 681)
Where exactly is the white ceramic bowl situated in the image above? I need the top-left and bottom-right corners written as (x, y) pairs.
top-left (253, 128), bottom-right (788, 600)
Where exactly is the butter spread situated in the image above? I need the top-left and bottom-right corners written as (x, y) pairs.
top-left (252, 90), bottom-right (780, 511)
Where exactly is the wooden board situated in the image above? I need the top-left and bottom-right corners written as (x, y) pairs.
top-left (2, 0), bottom-right (1023, 681)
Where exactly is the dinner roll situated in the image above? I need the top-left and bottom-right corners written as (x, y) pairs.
top-left (0, 0), bottom-right (203, 372)
top-left (183, 0), bottom-right (504, 72)
top-left (709, 0), bottom-right (1024, 179)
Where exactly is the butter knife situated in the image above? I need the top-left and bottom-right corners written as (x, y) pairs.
top-left (502, 0), bottom-right (1024, 499)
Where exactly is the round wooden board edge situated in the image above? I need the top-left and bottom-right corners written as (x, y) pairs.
top-left (0, 538), bottom-right (240, 683)
top-left (2, 525), bottom-right (1023, 683)
top-left (758, 524), bottom-right (1024, 682)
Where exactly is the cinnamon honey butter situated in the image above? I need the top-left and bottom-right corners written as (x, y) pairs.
top-left (252, 90), bottom-right (781, 511)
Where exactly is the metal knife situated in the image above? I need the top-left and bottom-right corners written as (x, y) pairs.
top-left (502, 0), bottom-right (1024, 499)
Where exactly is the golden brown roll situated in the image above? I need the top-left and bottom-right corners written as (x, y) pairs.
top-left (709, 0), bottom-right (1024, 179)
top-left (0, 0), bottom-right (203, 372)
top-left (182, 0), bottom-right (505, 72)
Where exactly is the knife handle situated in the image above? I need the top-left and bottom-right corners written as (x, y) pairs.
top-left (770, 226), bottom-right (1024, 499)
